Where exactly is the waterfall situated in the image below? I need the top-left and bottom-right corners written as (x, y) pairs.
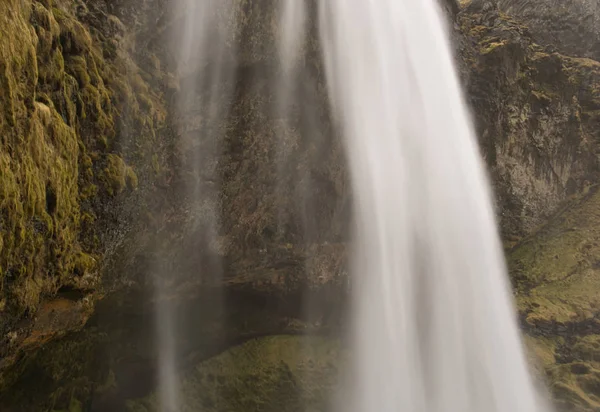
top-left (318, 1), bottom-right (546, 412)
top-left (161, 0), bottom-right (549, 411)
top-left (155, 1), bottom-right (236, 411)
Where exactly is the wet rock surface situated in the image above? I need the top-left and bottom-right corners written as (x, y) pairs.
top-left (457, 3), bottom-right (600, 242)
top-left (1, 0), bottom-right (600, 411)
top-left (126, 335), bottom-right (346, 412)
top-left (509, 186), bottom-right (600, 411)
top-left (496, 0), bottom-right (600, 62)
top-left (456, 3), bottom-right (600, 408)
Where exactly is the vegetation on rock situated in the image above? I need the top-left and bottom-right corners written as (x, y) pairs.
top-left (496, 0), bottom-right (600, 61)
top-left (510, 187), bottom-right (600, 410)
top-left (1, 1), bottom-right (600, 412)
top-left (127, 335), bottom-right (345, 412)
top-left (458, 4), bottom-right (600, 242)
top-left (0, 0), bottom-right (168, 390)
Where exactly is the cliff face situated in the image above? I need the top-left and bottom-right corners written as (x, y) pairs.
top-left (0, 0), bottom-right (173, 382)
top-left (496, 0), bottom-right (600, 62)
top-left (458, 1), bottom-right (600, 409)
top-left (458, 2), bottom-right (600, 242)
top-left (0, 1), bottom-right (349, 410)
top-left (0, 0), bottom-right (599, 411)
top-left (511, 186), bottom-right (600, 412)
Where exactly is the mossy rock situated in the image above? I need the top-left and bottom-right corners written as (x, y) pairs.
top-left (509, 186), bottom-right (600, 326)
top-left (509, 186), bottom-right (600, 410)
top-left (547, 363), bottom-right (600, 411)
top-left (0, 325), bottom-right (109, 411)
top-left (126, 335), bottom-right (345, 412)
top-left (52, 398), bottom-right (83, 412)
top-left (100, 154), bottom-right (137, 196)
top-left (0, 0), bottom-right (168, 386)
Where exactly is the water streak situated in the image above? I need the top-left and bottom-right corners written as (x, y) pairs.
top-left (155, 294), bottom-right (179, 412)
top-left (155, 1), bottom-right (236, 410)
top-left (160, 1), bottom-right (549, 411)
top-left (318, 1), bottom-right (547, 411)
top-left (274, 0), bottom-right (307, 239)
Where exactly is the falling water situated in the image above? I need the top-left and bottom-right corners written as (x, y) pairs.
top-left (274, 0), bottom-right (307, 237)
top-left (155, 1), bottom-right (236, 411)
top-left (155, 294), bottom-right (179, 412)
top-left (318, 1), bottom-right (546, 412)
top-left (161, 0), bottom-right (548, 411)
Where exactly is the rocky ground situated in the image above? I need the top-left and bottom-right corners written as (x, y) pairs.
top-left (0, 0), bottom-right (599, 411)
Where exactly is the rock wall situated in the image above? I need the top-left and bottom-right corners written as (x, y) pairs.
top-left (0, 0), bottom-right (172, 393)
top-left (512, 186), bottom-right (600, 411)
top-left (127, 335), bottom-right (345, 412)
top-left (0, 1), bottom-right (350, 410)
top-left (458, 2), bottom-right (600, 243)
top-left (496, 0), bottom-right (600, 62)
top-left (459, 1), bottom-right (600, 409)
top-left (1, 0), bottom-right (600, 411)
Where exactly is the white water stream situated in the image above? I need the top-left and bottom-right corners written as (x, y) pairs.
top-left (159, 1), bottom-right (548, 411)
top-left (318, 1), bottom-right (546, 411)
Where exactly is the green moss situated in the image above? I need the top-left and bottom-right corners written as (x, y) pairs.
top-left (80, 184), bottom-right (97, 200)
top-left (531, 51), bottom-right (551, 61)
top-left (0, 0), bottom-right (166, 325)
top-left (100, 154), bottom-right (127, 196)
top-left (52, 397), bottom-right (83, 412)
top-left (523, 335), bottom-right (560, 371)
top-left (126, 166), bottom-right (139, 190)
top-left (72, 252), bottom-right (97, 277)
top-left (468, 25), bottom-right (488, 37)
top-left (31, 7), bottom-right (59, 57)
top-left (65, 56), bottom-right (91, 88)
top-left (52, 8), bottom-right (92, 55)
top-left (531, 90), bottom-right (554, 104)
top-left (573, 335), bottom-right (600, 363)
top-left (480, 40), bottom-right (508, 55)
top-left (510, 187), bottom-right (600, 409)
top-left (509, 186), bottom-right (600, 324)
top-left (127, 335), bottom-right (345, 412)
top-left (1, 326), bottom-right (109, 411)
top-left (0, 65), bottom-right (82, 313)
top-left (151, 153), bottom-right (161, 175)
top-left (0, 2), bottom-right (171, 404)
top-left (547, 365), bottom-right (600, 411)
